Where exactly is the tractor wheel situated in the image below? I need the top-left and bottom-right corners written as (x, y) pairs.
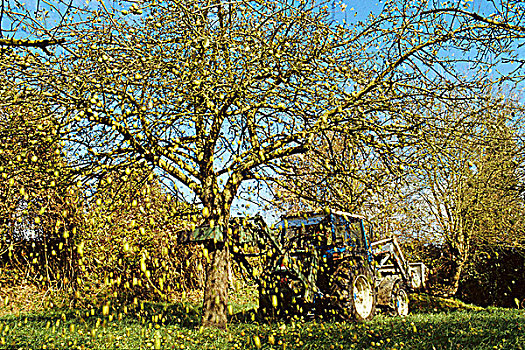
top-left (331, 267), bottom-right (377, 321)
top-left (390, 281), bottom-right (409, 317)
top-left (351, 274), bottom-right (377, 321)
top-left (257, 288), bottom-right (279, 321)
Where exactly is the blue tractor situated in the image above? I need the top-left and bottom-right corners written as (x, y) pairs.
top-left (182, 209), bottom-right (426, 321)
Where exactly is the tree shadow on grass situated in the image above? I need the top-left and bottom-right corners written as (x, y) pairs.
top-left (0, 300), bottom-right (203, 329)
top-left (135, 300), bottom-right (202, 328)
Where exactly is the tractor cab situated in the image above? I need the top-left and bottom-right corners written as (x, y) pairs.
top-left (276, 210), bottom-right (371, 256)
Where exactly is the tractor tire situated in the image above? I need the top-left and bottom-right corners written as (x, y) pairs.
top-left (330, 266), bottom-right (377, 321)
top-left (257, 271), bottom-right (303, 321)
top-left (390, 281), bottom-right (409, 317)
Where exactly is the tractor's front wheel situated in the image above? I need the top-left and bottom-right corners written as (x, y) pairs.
top-left (390, 281), bottom-right (409, 317)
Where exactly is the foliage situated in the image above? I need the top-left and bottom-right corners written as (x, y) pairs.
top-left (460, 246), bottom-right (525, 308)
top-left (0, 89), bottom-right (83, 292)
top-left (76, 165), bottom-right (203, 306)
top-left (406, 98), bottom-right (525, 295)
top-left (467, 107), bottom-right (525, 251)
top-left (0, 93), bottom-right (202, 306)
top-left (0, 93), bottom-right (63, 241)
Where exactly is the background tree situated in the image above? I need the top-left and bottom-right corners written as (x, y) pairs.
top-left (3, 0), bottom-right (525, 327)
top-left (468, 103), bottom-right (525, 252)
top-left (272, 130), bottom-right (407, 216)
top-left (0, 86), bottom-right (83, 293)
top-left (416, 97), bottom-right (525, 295)
top-left (457, 97), bottom-right (525, 304)
top-left (371, 96), bottom-right (525, 296)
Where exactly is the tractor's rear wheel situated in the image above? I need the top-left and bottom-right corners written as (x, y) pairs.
top-left (330, 267), bottom-right (377, 321)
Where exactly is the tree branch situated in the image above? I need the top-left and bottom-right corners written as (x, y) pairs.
top-left (0, 38), bottom-right (65, 51)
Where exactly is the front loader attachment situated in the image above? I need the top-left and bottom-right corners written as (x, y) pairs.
top-left (370, 236), bottom-right (427, 291)
top-left (371, 236), bottom-right (427, 316)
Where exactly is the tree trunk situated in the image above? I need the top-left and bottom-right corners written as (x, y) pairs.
top-left (200, 188), bottom-right (233, 329)
top-left (447, 257), bottom-right (466, 296)
top-left (201, 241), bottom-right (230, 329)
top-left (199, 175), bottom-right (239, 328)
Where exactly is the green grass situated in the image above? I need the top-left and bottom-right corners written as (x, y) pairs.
top-left (0, 299), bottom-right (524, 349)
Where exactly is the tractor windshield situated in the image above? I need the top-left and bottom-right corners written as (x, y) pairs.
top-left (283, 222), bottom-right (332, 247)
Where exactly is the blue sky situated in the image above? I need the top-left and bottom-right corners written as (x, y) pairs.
top-left (11, 0), bottom-right (508, 31)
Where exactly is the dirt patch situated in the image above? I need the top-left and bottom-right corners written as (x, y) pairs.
top-left (0, 282), bottom-right (49, 317)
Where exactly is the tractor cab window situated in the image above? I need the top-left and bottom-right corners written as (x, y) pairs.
top-left (346, 220), bottom-right (364, 248)
top-left (309, 224), bottom-right (331, 246)
top-left (333, 224), bottom-right (346, 245)
top-left (283, 226), bottom-right (303, 247)
top-left (332, 218), bottom-right (365, 249)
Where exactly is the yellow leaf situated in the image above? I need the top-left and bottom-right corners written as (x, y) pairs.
top-left (253, 335), bottom-right (261, 349)
top-left (77, 241), bottom-right (84, 257)
top-left (272, 295), bottom-right (278, 308)
top-left (140, 256), bottom-right (147, 273)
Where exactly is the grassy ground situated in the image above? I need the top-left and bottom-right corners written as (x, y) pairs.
top-left (0, 292), bottom-right (524, 349)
